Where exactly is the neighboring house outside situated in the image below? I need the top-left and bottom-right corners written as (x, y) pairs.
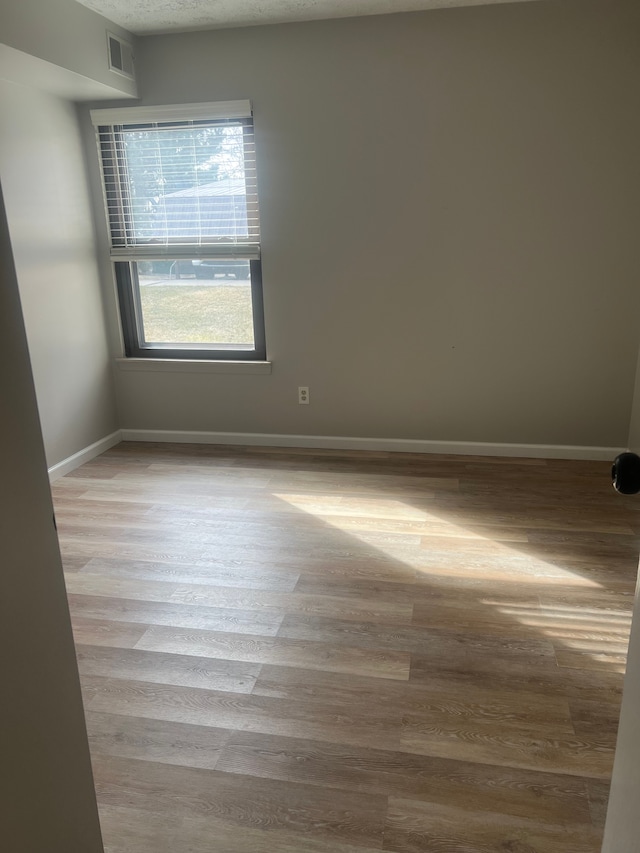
top-left (150, 177), bottom-right (250, 278)
top-left (156, 177), bottom-right (248, 242)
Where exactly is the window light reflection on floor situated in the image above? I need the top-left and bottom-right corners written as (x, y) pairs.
top-left (273, 492), bottom-right (605, 588)
top-left (271, 491), bottom-right (635, 672)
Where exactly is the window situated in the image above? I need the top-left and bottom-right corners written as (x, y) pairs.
top-left (91, 101), bottom-right (266, 360)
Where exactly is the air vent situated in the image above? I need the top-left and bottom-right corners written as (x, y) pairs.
top-left (107, 32), bottom-right (134, 79)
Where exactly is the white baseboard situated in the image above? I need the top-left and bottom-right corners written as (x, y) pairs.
top-left (48, 430), bottom-right (123, 482)
top-left (119, 429), bottom-right (624, 462)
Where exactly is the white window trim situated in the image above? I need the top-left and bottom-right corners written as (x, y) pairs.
top-left (115, 358), bottom-right (272, 374)
top-left (90, 100), bottom-right (252, 126)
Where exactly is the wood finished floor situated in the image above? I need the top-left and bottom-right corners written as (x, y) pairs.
top-left (52, 443), bottom-right (640, 852)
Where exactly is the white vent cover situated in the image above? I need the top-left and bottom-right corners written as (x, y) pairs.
top-left (107, 32), bottom-right (134, 79)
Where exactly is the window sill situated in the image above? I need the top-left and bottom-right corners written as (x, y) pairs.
top-left (115, 358), bottom-right (272, 375)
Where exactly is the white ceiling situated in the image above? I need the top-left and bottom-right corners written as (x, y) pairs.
top-left (75, 0), bottom-right (543, 36)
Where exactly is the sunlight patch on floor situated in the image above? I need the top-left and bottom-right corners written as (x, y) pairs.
top-left (496, 604), bottom-right (631, 648)
top-left (274, 492), bottom-right (604, 588)
top-left (269, 490), bottom-right (635, 671)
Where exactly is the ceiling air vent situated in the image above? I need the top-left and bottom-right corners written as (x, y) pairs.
top-left (107, 32), bottom-right (135, 79)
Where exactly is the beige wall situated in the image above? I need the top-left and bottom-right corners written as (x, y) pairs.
top-left (0, 0), bottom-right (136, 98)
top-left (602, 564), bottom-right (640, 850)
top-left (0, 80), bottom-right (119, 468)
top-left (96, 0), bottom-right (640, 448)
top-left (0, 181), bottom-right (103, 852)
top-left (626, 346), bottom-right (640, 452)
top-left (608, 325), bottom-right (640, 845)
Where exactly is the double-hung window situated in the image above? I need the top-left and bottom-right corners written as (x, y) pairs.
top-left (91, 101), bottom-right (265, 360)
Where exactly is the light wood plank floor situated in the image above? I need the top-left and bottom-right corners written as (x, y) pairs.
top-left (52, 443), bottom-right (640, 852)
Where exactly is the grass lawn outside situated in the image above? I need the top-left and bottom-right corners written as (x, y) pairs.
top-left (139, 281), bottom-right (254, 345)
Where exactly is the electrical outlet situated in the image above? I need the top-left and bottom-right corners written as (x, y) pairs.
top-left (298, 386), bottom-right (310, 405)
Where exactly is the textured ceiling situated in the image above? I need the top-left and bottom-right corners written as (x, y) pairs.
top-left (74, 0), bottom-right (542, 35)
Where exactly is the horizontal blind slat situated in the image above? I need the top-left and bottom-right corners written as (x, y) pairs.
top-left (109, 244), bottom-right (261, 261)
top-left (95, 109), bottom-right (260, 255)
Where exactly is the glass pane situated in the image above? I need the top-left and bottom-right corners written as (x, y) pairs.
top-left (121, 124), bottom-right (249, 244)
top-left (136, 260), bottom-right (255, 348)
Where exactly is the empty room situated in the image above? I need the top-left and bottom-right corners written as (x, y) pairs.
top-left (2, 0), bottom-right (640, 851)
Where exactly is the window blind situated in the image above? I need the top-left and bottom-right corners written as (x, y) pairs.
top-left (91, 101), bottom-right (260, 261)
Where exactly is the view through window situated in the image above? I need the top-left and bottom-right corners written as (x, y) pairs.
top-left (91, 101), bottom-right (265, 359)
